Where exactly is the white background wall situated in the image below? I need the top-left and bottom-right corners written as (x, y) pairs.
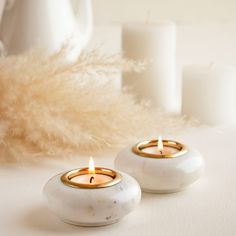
top-left (91, 0), bottom-right (236, 24)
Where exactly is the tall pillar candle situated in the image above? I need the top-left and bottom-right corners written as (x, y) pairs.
top-left (122, 21), bottom-right (178, 114)
top-left (182, 64), bottom-right (236, 125)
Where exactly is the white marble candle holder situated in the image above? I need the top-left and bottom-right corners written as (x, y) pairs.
top-left (115, 139), bottom-right (205, 193)
top-left (43, 167), bottom-right (141, 226)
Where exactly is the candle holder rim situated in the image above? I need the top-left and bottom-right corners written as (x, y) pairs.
top-left (132, 139), bottom-right (188, 159)
top-left (61, 167), bottom-right (122, 189)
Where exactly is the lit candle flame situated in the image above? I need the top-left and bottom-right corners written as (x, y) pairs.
top-left (157, 136), bottom-right (163, 153)
top-left (89, 157), bottom-right (95, 174)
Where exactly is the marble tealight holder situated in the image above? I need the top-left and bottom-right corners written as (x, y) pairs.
top-left (115, 139), bottom-right (205, 193)
top-left (43, 167), bottom-right (141, 226)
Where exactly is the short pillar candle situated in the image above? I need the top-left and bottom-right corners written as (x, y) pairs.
top-left (182, 64), bottom-right (236, 125)
top-left (122, 21), bottom-right (178, 114)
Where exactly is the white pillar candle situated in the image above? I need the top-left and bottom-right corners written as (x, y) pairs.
top-left (182, 64), bottom-right (236, 125)
top-left (122, 21), bottom-right (178, 113)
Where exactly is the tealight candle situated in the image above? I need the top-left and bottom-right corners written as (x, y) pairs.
top-left (44, 157), bottom-right (141, 226)
top-left (71, 174), bottom-right (113, 185)
top-left (71, 157), bottom-right (113, 185)
top-left (115, 137), bottom-right (205, 193)
top-left (141, 136), bottom-right (179, 156)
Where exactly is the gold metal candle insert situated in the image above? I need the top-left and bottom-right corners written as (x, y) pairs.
top-left (61, 167), bottom-right (122, 189)
top-left (132, 139), bottom-right (188, 158)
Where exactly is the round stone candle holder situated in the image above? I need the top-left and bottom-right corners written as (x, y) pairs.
top-left (115, 139), bottom-right (205, 193)
top-left (43, 167), bottom-right (141, 226)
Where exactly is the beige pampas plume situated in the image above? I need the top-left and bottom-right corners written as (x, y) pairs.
top-left (0, 48), bottom-right (187, 162)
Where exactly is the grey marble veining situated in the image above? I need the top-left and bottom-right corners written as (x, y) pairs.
top-left (115, 146), bottom-right (205, 193)
top-left (43, 171), bottom-right (141, 226)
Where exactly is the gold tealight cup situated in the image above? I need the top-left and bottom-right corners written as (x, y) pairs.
top-left (132, 139), bottom-right (188, 158)
top-left (61, 167), bottom-right (122, 189)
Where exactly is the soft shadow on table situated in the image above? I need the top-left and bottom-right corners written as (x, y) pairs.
top-left (22, 204), bottom-right (122, 234)
top-left (140, 180), bottom-right (204, 201)
top-left (141, 190), bottom-right (183, 200)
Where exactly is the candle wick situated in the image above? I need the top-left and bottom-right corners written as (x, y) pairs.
top-left (160, 150), bottom-right (163, 155)
top-left (89, 176), bottom-right (94, 183)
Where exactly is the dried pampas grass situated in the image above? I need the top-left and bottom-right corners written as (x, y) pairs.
top-left (0, 48), bottom-right (187, 162)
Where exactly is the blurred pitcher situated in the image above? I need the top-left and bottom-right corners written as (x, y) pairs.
top-left (0, 0), bottom-right (93, 59)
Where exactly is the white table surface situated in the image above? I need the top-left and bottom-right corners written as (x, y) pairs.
top-left (1, 126), bottom-right (236, 236)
